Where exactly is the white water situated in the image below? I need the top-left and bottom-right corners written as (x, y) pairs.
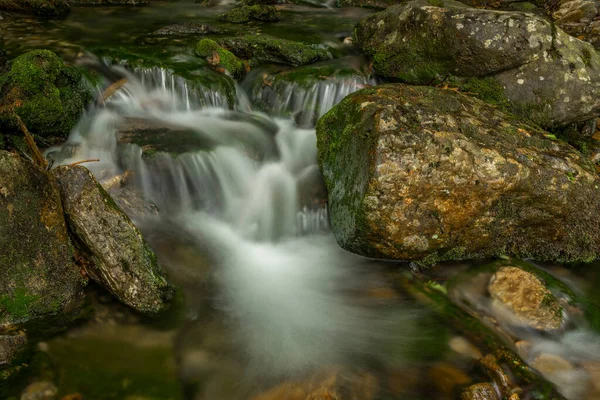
top-left (47, 62), bottom-right (422, 387)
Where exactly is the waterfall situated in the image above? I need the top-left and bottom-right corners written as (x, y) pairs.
top-left (46, 61), bottom-right (422, 386)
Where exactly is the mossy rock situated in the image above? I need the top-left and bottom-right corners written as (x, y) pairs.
top-left (52, 165), bottom-right (174, 315)
top-left (354, 0), bottom-right (600, 129)
top-left (0, 50), bottom-right (92, 140)
top-left (218, 35), bottom-right (330, 67)
top-left (195, 39), bottom-right (248, 80)
top-left (0, 151), bottom-right (86, 329)
top-left (317, 84), bottom-right (600, 265)
top-left (219, 4), bottom-right (282, 23)
top-left (0, 0), bottom-right (70, 18)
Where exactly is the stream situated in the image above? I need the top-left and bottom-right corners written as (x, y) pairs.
top-left (4, 2), bottom-right (600, 399)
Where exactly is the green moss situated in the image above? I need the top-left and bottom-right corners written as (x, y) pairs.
top-left (218, 5), bottom-right (282, 23)
top-left (0, 50), bottom-right (92, 139)
top-left (0, 288), bottom-right (40, 321)
top-left (217, 35), bottom-right (330, 67)
top-left (195, 39), bottom-right (247, 80)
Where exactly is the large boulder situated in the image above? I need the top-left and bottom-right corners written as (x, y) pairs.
top-left (0, 151), bottom-right (85, 328)
top-left (0, 50), bottom-right (92, 142)
top-left (0, 0), bottom-right (69, 18)
top-left (53, 165), bottom-right (174, 314)
top-left (354, 0), bottom-right (600, 129)
top-left (316, 84), bottom-right (600, 265)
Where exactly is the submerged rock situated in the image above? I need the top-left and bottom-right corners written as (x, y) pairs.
top-left (0, 0), bottom-right (69, 18)
top-left (53, 165), bottom-right (173, 314)
top-left (0, 151), bottom-right (85, 329)
top-left (488, 266), bottom-right (563, 331)
top-left (354, 0), bottom-right (600, 128)
top-left (152, 23), bottom-right (222, 36)
top-left (0, 332), bottom-right (27, 367)
top-left (20, 381), bottom-right (58, 400)
top-left (317, 84), bottom-right (600, 265)
top-left (219, 5), bottom-right (282, 23)
top-left (0, 50), bottom-right (92, 141)
top-left (218, 35), bottom-right (330, 67)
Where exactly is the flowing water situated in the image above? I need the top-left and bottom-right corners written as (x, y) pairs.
top-left (5, 3), bottom-right (600, 399)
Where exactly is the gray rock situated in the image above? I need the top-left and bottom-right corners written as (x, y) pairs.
top-left (317, 84), bottom-right (600, 265)
top-left (0, 332), bottom-right (27, 367)
top-left (354, 0), bottom-right (600, 128)
top-left (0, 151), bottom-right (85, 328)
top-left (53, 165), bottom-right (173, 314)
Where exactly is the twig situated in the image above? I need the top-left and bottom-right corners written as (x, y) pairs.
top-left (67, 159), bottom-right (100, 167)
top-left (101, 78), bottom-right (128, 102)
top-left (14, 114), bottom-right (47, 169)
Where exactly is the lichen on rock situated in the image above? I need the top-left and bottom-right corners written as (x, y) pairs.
top-left (354, 0), bottom-right (600, 129)
top-left (52, 165), bottom-right (174, 314)
top-left (317, 84), bottom-right (600, 265)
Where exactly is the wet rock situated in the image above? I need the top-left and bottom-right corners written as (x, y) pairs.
top-left (52, 165), bottom-right (174, 314)
top-left (117, 117), bottom-right (219, 156)
top-left (251, 369), bottom-right (378, 400)
top-left (316, 84), bottom-right (600, 264)
top-left (0, 50), bottom-right (92, 141)
top-left (0, 151), bottom-right (85, 328)
top-left (152, 23), bottom-right (222, 36)
top-left (449, 336), bottom-right (482, 360)
top-left (219, 5), bottom-right (282, 23)
top-left (195, 39), bottom-right (248, 80)
top-left (478, 354), bottom-right (513, 397)
top-left (109, 187), bottom-right (159, 220)
top-left (218, 35), bottom-right (330, 67)
top-left (20, 381), bottom-right (57, 400)
top-left (335, 0), bottom-right (399, 7)
top-left (0, 0), bottom-right (69, 18)
top-left (238, 0), bottom-right (279, 4)
top-left (0, 332), bottom-right (27, 367)
top-left (0, 32), bottom-right (5, 66)
top-left (461, 383), bottom-right (499, 400)
top-left (549, 0), bottom-right (600, 47)
top-left (531, 353), bottom-right (589, 400)
top-left (428, 362), bottom-right (472, 396)
top-left (354, 0), bottom-right (600, 128)
top-left (488, 266), bottom-right (563, 331)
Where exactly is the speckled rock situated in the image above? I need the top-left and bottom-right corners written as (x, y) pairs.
top-left (549, 0), bottom-right (600, 48)
top-left (317, 84), bottom-right (600, 265)
top-left (489, 266), bottom-right (563, 330)
top-left (0, 332), bottom-right (27, 367)
top-left (52, 165), bottom-right (173, 314)
top-left (460, 383), bottom-right (499, 400)
top-left (0, 152), bottom-right (85, 329)
top-left (354, 0), bottom-right (600, 128)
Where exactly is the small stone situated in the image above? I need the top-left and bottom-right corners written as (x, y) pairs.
top-left (429, 362), bottom-right (472, 396)
top-left (488, 266), bottom-right (563, 331)
top-left (461, 383), bottom-right (500, 400)
top-left (449, 336), bottom-right (482, 360)
top-left (514, 340), bottom-right (531, 358)
top-left (21, 381), bottom-right (58, 400)
top-left (478, 355), bottom-right (513, 397)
